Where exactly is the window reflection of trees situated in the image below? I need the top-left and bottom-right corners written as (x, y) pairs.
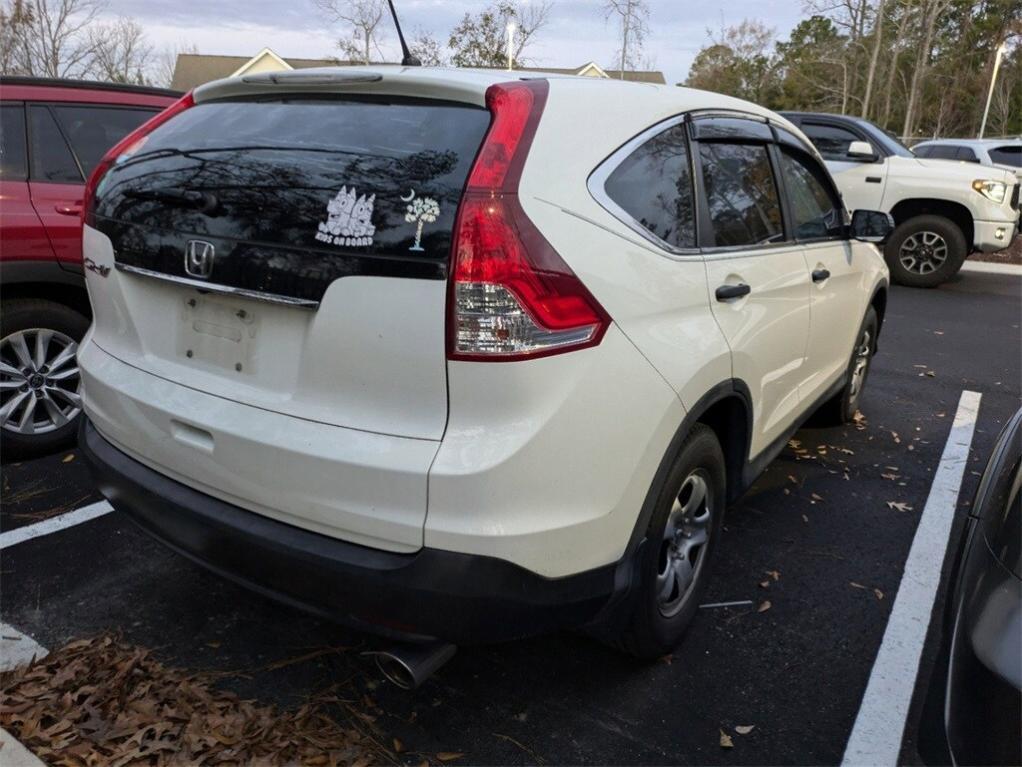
top-left (779, 150), bottom-right (840, 240)
top-left (699, 143), bottom-right (782, 247)
top-left (606, 125), bottom-right (696, 249)
top-left (94, 143), bottom-right (465, 301)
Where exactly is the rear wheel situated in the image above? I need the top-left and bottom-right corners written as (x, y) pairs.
top-left (612, 424), bottom-right (726, 659)
top-left (0, 299), bottom-right (88, 461)
top-left (884, 214), bottom-right (967, 288)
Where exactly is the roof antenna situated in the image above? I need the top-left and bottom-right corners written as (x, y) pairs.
top-left (386, 0), bottom-right (421, 66)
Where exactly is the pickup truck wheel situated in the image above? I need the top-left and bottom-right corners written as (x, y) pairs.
top-left (816, 306), bottom-right (878, 425)
top-left (611, 424), bottom-right (726, 659)
top-left (0, 299), bottom-right (88, 461)
top-left (884, 214), bottom-right (967, 288)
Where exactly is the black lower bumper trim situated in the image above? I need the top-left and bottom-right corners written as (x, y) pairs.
top-left (79, 418), bottom-right (622, 645)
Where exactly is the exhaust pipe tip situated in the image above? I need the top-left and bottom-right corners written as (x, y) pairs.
top-left (363, 642), bottom-right (457, 690)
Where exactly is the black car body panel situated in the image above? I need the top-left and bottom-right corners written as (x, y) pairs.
top-left (942, 408), bottom-right (1022, 766)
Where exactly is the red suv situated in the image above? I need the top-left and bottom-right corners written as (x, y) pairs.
top-left (1, 77), bottom-right (178, 458)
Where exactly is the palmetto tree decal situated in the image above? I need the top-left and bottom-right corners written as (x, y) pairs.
top-left (403, 191), bottom-right (440, 252)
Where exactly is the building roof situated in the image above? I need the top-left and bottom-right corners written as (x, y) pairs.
top-left (171, 52), bottom-right (346, 91)
top-left (172, 52), bottom-right (667, 90)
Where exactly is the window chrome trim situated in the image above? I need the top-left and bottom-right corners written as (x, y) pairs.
top-left (115, 263), bottom-right (320, 308)
top-left (587, 114), bottom-right (701, 257)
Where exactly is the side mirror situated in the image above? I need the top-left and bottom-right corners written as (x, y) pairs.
top-left (850, 210), bottom-right (895, 243)
top-left (847, 140), bottom-right (877, 161)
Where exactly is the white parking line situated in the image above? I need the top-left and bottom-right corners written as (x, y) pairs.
top-left (0, 500), bottom-right (113, 550)
top-left (841, 389), bottom-right (982, 766)
top-left (0, 623), bottom-right (48, 672)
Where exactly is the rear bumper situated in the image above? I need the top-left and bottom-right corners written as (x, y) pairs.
top-left (79, 418), bottom-right (624, 645)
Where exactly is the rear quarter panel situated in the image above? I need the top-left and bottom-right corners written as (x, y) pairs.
top-left (518, 79), bottom-right (732, 413)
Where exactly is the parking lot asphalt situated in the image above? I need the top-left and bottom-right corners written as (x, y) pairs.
top-left (2, 264), bottom-right (1019, 765)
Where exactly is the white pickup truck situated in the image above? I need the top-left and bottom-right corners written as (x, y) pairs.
top-left (782, 112), bottom-right (1020, 287)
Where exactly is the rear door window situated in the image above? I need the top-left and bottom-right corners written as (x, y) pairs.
top-left (925, 145), bottom-right (959, 160)
top-left (28, 105), bottom-right (82, 183)
top-left (989, 145), bottom-right (1022, 167)
top-left (698, 142), bottom-right (783, 248)
top-left (0, 104), bottom-right (27, 180)
top-left (955, 146), bottom-right (980, 163)
top-left (778, 147), bottom-right (843, 240)
top-left (603, 124), bottom-right (696, 249)
top-left (800, 122), bottom-right (864, 161)
top-left (51, 105), bottom-right (158, 178)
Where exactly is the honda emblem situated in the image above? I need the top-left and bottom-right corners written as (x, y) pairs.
top-left (184, 240), bottom-right (215, 279)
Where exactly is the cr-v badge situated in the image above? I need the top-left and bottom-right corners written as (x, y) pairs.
top-left (185, 240), bottom-right (216, 279)
top-left (316, 186), bottom-right (376, 248)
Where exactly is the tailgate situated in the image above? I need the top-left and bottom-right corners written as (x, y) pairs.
top-left (87, 93), bottom-right (490, 440)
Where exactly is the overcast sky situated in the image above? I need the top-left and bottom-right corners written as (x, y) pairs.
top-left (102, 0), bottom-right (804, 85)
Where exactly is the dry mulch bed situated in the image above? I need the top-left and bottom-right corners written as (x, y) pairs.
top-left (969, 234), bottom-right (1021, 264)
top-left (0, 635), bottom-right (389, 766)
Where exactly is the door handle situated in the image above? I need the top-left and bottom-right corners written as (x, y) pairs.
top-left (865, 176), bottom-right (882, 184)
top-left (54, 202), bottom-right (83, 216)
top-left (812, 268), bottom-right (831, 283)
top-left (715, 283), bottom-right (751, 301)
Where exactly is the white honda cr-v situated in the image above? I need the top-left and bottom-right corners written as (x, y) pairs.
top-left (78, 67), bottom-right (889, 664)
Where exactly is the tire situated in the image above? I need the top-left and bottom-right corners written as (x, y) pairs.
top-left (0, 299), bottom-right (89, 461)
top-left (816, 306), bottom-right (878, 426)
top-left (883, 214), bottom-right (967, 288)
top-left (610, 424), bottom-right (726, 659)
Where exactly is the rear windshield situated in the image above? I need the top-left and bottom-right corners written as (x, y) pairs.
top-left (94, 96), bottom-right (490, 262)
top-left (989, 145), bottom-right (1021, 168)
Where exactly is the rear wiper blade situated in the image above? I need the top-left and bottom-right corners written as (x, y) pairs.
top-left (124, 186), bottom-right (219, 213)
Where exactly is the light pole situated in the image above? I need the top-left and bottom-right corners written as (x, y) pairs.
top-left (979, 41), bottom-right (1008, 138)
top-left (507, 22), bottom-right (516, 70)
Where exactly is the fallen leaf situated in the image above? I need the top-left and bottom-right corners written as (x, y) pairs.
top-left (873, 589), bottom-right (884, 600)
top-left (766, 570), bottom-right (780, 581)
top-left (881, 473), bottom-right (900, 481)
top-left (788, 475), bottom-right (798, 485)
top-left (660, 654), bottom-right (673, 665)
top-left (850, 582), bottom-right (866, 590)
top-left (811, 493), bottom-right (824, 502)
top-left (887, 501), bottom-right (913, 512)
top-left (393, 738), bottom-right (405, 753)
top-left (759, 580), bottom-right (770, 589)
top-left (437, 753), bottom-right (466, 762)
top-left (926, 371), bottom-right (935, 377)
top-left (802, 514), bottom-right (809, 523)
top-left (719, 730), bottom-right (734, 749)
top-left (62, 454), bottom-right (75, 463)
top-left (891, 431), bottom-right (901, 444)
top-left (204, 641), bottom-right (220, 649)
top-left (735, 725), bottom-right (755, 735)
top-left (758, 600), bottom-right (772, 613)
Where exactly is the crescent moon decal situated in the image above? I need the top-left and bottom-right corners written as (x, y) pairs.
top-left (400, 190), bottom-right (416, 202)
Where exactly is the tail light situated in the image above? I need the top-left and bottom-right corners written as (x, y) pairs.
top-left (449, 81), bottom-right (609, 361)
top-left (83, 91), bottom-right (194, 227)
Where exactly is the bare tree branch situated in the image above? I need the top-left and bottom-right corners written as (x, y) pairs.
top-left (604, 0), bottom-right (650, 77)
top-left (316, 0), bottom-right (386, 64)
top-left (89, 16), bottom-right (153, 84)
